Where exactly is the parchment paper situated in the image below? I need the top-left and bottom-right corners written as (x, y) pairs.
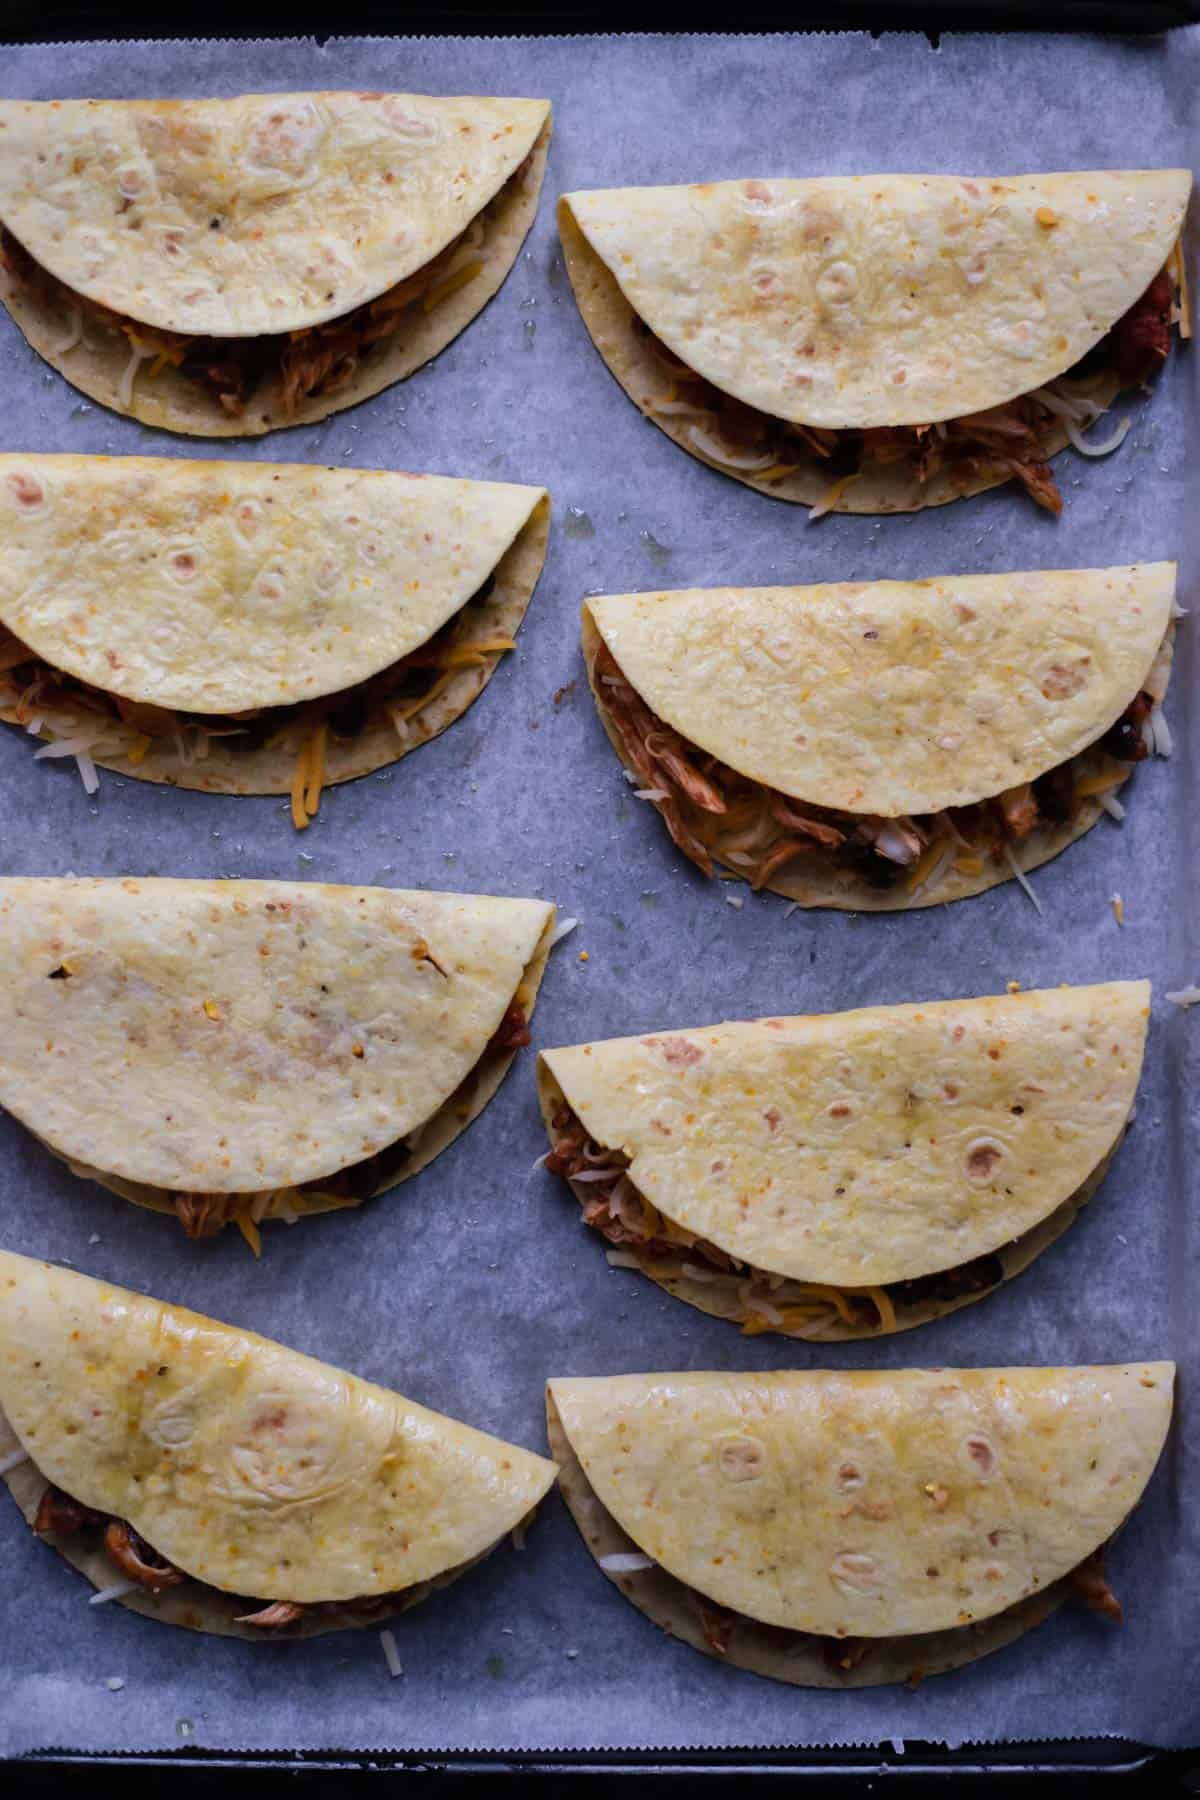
top-left (0, 28), bottom-right (1195, 1758)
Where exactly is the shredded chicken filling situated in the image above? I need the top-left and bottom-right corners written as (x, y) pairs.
top-left (31, 1481), bottom-right (462, 1628)
top-left (633, 260), bottom-right (1181, 515)
top-left (0, 151), bottom-right (535, 419)
top-left (547, 1103), bottom-right (1005, 1335)
top-left (0, 571), bottom-right (509, 829)
top-left (591, 638), bottom-right (1162, 897)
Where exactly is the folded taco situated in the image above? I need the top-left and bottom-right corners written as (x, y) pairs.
top-left (0, 1251), bottom-right (556, 1638)
top-left (559, 171), bottom-right (1191, 514)
top-left (0, 877), bottom-right (559, 1246)
top-left (0, 93), bottom-right (551, 435)
top-left (547, 1366), bottom-right (1172, 1686)
top-left (539, 982), bottom-right (1148, 1338)
top-left (0, 454), bottom-right (549, 825)
top-left (583, 564), bottom-right (1176, 909)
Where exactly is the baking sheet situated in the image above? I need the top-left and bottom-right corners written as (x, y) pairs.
top-left (0, 27), bottom-right (1196, 1758)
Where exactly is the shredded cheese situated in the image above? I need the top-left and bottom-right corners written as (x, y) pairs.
top-left (290, 723), bottom-right (327, 830)
top-left (379, 1629), bottom-right (404, 1679)
top-left (304, 722), bottom-right (326, 819)
top-left (89, 1580), bottom-right (141, 1607)
top-left (423, 258), bottom-right (484, 312)
top-left (597, 1552), bottom-right (655, 1574)
top-left (1002, 844), bottom-right (1043, 915)
top-left (869, 1286), bottom-right (898, 1333)
top-left (1074, 768), bottom-right (1127, 799)
top-left (1111, 893), bottom-right (1125, 928)
top-left (1166, 986), bottom-right (1200, 1009)
top-left (116, 342), bottom-right (152, 411)
top-left (548, 916), bottom-right (579, 949)
top-left (1150, 703), bottom-right (1173, 758)
top-left (435, 637), bottom-right (516, 668)
top-left (290, 741), bottom-right (310, 831)
top-left (784, 1284), bottom-right (860, 1327)
top-left (604, 1249), bottom-right (642, 1270)
top-left (235, 1214), bottom-right (263, 1258)
top-left (809, 472), bottom-right (862, 520)
top-left (906, 836), bottom-right (954, 895)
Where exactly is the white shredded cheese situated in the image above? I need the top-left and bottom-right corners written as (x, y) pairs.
top-left (548, 916), bottom-right (579, 949)
top-left (605, 1249), bottom-right (642, 1270)
top-left (1002, 845), bottom-right (1043, 915)
top-left (379, 1629), bottom-right (403, 1679)
top-left (51, 308), bottom-right (83, 355)
top-left (649, 398), bottom-right (711, 419)
top-left (116, 343), bottom-right (151, 411)
top-left (32, 735), bottom-right (104, 760)
top-left (1166, 986), bottom-right (1200, 1009)
top-left (89, 1580), bottom-right (140, 1607)
top-left (1099, 794), bottom-right (1126, 822)
top-left (808, 473), bottom-right (861, 520)
top-left (724, 893), bottom-right (744, 910)
top-left (597, 1552), bottom-right (655, 1574)
top-left (783, 901), bottom-right (803, 919)
top-left (75, 752), bottom-right (100, 796)
top-left (530, 1150), bottom-right (551, 1173)
top-left (105, 1677), bottom-right (126, 1693)
top-left (632, 787), bottom-right (670, 802)
top-left (1150, 703), bottom-right (1173, 757)
top-left (0, 1447), bottom-right (30, 1475)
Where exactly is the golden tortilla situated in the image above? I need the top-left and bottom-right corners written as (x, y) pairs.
top-left (0, 95), bottom-right (551, 435)
top-left (548, 1365), bottom-right (1172, 1683)
top-left (0, 878), bottom-right (555, 1204)
top-left (0, 1252), bottom-right (556, 1638)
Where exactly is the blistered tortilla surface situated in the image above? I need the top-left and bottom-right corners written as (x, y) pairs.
top-left (562, 171), bottom-right (1190, 429)
top-left (0, 878), bottom-right (553, 1192)
top-left (0, 94), bottom-right (550, 337)
top-left (0, 1251), bottom-right (556, 1603)
top-left (585, 565), bottom-right (1174, 817)
top-left (539, 983), bottom-right (1148, 1286)
top-left (549, 1366), bottom-right (1172, 1639)
top-left (0, 455), bottom-right (546, 712)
